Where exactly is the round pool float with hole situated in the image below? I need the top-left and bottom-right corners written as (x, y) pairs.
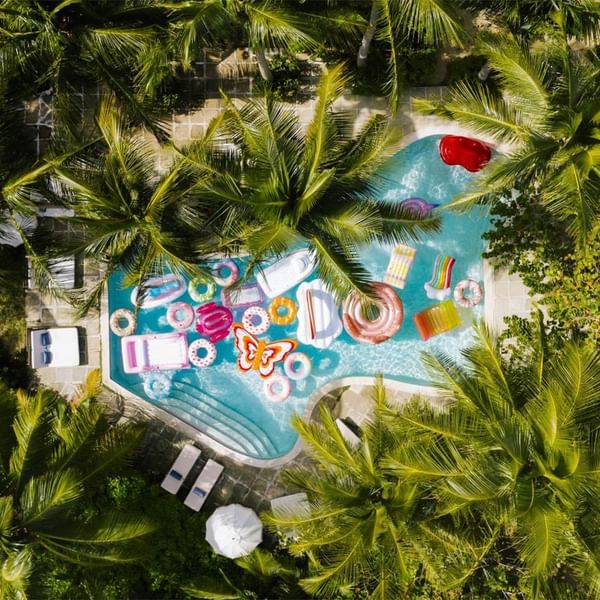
top-left (242, 306), bottom-right (270, 336)
top-left (263, 374), bottom-right (291, 402)
top-left (166, 302), bottom-right (194, 330)
top-left (110, 308), bottom-right (136, 337)
top-left (188, 338), bottom-right (217, 368)
top-left (212, 260), bottom-right (239, 287)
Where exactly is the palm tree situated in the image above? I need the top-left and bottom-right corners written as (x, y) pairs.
top-left (383, 316), bottom-right (600, 597)
top-left (0, 0), bottom-right (205, 135)
top-left (414, 31), bottom-right (600, 247)
top-left (264, 377), bottom-right (479, 598)
top-left (180, 64), bottom-right (439, 303)
top-left (356, 0), bottom-right (466, 112)
top-left (49, 96), bottom-right (215, 315)
top-left (0, 371), bottom-right (154, 597)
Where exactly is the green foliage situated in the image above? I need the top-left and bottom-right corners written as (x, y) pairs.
top-left (267, 54), bottom-right (312, 102)
top-left (443, 54), bottom-right (487, 85)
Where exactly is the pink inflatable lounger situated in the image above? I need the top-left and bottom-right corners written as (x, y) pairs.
top-left (121, 332), bottom-right (189, 374)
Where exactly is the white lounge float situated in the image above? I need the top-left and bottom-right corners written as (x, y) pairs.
top-left (161, 444), bottom-right (201, 495)
top-left (296, 279), bottom-right (342, 349)
top-left (256, 249), bottom-right (315, 298)
top-left (130, 274), bottom-right (186, 309)
top-left (121, 332), bottom-right (189, 374)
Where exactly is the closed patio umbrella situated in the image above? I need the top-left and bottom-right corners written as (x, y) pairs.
top-left (205, 504), bottom-right (263, 559)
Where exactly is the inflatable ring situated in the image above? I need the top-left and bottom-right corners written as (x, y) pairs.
top-left (284, 352), bottom-right (311, 381)
top-left (264, 374), bottom-right (291, 402)
top-left (166, 302), bottom-right (194, 330)
top-left (242, 306), bottom-right (270, 336)
top-left (143, 373), bottom-right (171, 400)
top-left (110, 308), bottom-right (136, 337)
top-left (188, 276), bottom-right (216, 303)
top-left (188, 338), bottom-right (217, 368)
top-left (454, 279), bottom-right (483, 308)
top-left (342, 282), bottom-right (403, 345)
top-left (213, 260), bottom-right (239, 287)
top-left (268, 296), bottom-right (298, 326)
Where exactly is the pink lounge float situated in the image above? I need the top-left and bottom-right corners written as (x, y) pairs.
top-left (439, 135), bottom-right (491, 172)
top-left (130, 274), bottom-right (186, 309)
top-left (121, 332), bottom-right (189, 374)
top-left (342, 282), bottom-right (403, 345)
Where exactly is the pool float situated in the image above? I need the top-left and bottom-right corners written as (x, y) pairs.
top-left (383, 244), bottom-right (416, 290)
top-left (188, 275), bottom-right (216, 303)
top-left (166, 302), bottom-right (194, 330)
top-left (413, 299), bottom-right (461, 341)
top-left (424, 254), bottom-right (455, 301)
top-left (256, 249), bottom-right (315, 298)
top-left (439, 135), bottom-right (491, 172)
top-left (296, 279), bottom-right (343, 349)
top-left (131, 274), bottom-right (186, 309)
top-left (121, 332), bottom-right (189, 374)
top-left (212, 259), bottom-right (239, 287)
top-left (263, 374), bottom-right (291, 403)
top-left (454, 279), bottom-right (483, 308)
top-left (188, 338), bottom-right (217, 368)
top-left (221, 282), bottom-right (265, 310)
top-left (284, 352), bottom-right (311, 381)
top-left (143, 372), bottom-right (171, 400)
top-left (399, 197), bottom-right (439, 216)
top-left (268, 296), bottom-right (298, 326)
top-left (342, 282), bottom-right (403, 345)
top-left (110, 308), bottom-right (136, 337)
top-left (242, 306), bottom-right (270, 336)
top-left (232, 324), bottom-right (296, 378)
top-left (196, 302), bottom-right (233, 343)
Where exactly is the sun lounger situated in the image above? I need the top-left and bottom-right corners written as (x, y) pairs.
top-left (270, 493), bottom-right (309, 538)
top-left (161, 444), bottom-right (201, 495)
top-left (183, 459), bottom-right (224, 511)
top-left (27, 256), bottom-right (77, 289)
top-left (30, 328), bottom-right (80, 368)
top-left (336, 418), bottom-right (361, 447)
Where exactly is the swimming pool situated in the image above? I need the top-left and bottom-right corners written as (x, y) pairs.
top-left (105, 135), bottom-right (490, 463)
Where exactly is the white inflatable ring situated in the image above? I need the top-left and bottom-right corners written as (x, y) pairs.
top-left (242, 306), bottom-right (270, 336)
top-left (143, 373), bottom-right (171, 400)
top-left (264, 374), bottom-right (291, 402)
top-left (110, 308), bottom-right (136, 337)
top-left (284, 352), bottom-right (312, 381)
top-left (454, 279), bottom-right (483, 308)
top-left (188, 338), bottom-right (217, 368)
top-left (213, 260), bottom-right (239, 287)
top-left (166, 302), bottom-right (194, 330)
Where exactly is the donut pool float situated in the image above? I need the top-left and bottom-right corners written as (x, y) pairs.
top-left (188, 338), bottom-right (217, 368)
top-left (268, 296), bottom-right (297, 326)
top-left (143, 372), bottom-right (171, 400)
top-left (166, 302), bottom-right (194, 330)
top-left (188, 275), bottom-right (216, 303)
top-left (212, 259), bottom-right (239, 287)
top-left (342, 282), bottom-right (403, 345)
top-left (263, 374), bottom-right (291, 402)
top-left (454, 279), bottom-right (483, 308)
top-left (284, 352), bottom-right (311, 381)
top-left (439, 135), bottom-right (491, 172)
top-left (110, 308), bottom-right (136, 337)
top-left (242, 306), bottom-right (270, 336)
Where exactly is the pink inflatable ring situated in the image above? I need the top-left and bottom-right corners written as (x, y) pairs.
top-left (242, 306), bottom-right (270, 336)
top-left (342, 282), bottom-right (403, 345)
top-left (188, 338), bottom-right (217, 368)
top-left (264, 374), bottom-right (291, 402)
top-left (166, 302), bottom-right (194, 330)
top-left (212, 259), bottom-right (239, 287)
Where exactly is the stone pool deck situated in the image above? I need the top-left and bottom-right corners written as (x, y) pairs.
top-left (27, 87), bottom-right (536, 510)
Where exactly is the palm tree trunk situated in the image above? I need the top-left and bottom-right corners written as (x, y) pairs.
top-left (253, 47), bottom-right (273, 82)
top-left (357, 0), bottom-right (380, 69)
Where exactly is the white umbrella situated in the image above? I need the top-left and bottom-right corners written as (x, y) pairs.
top-left (205, 504), bottom-right (263, 559)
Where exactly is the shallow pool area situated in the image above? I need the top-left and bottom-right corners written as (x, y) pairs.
top-left (106, 135), bottom-right (490, 462)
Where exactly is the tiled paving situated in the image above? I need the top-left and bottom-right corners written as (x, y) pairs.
top-left (24, 80), bottom-right (534, 510)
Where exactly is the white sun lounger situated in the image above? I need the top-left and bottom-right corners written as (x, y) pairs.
top-left (30, 328), bottom-right (80, 368)
top-left (270, 493), bottom-right (309, 538)
top-left (183, 459), bottom-right (224, 511)
top-left (336, 418), bottom-right (361, 447)
top-left (161, 444), bottom-right (201, 495)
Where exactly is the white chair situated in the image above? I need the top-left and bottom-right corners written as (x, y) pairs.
top-left (161, 445), bottom-right (201, 495)
top-left (183, 459), bottom-right (224, 511)
top-left (335, 418), bottom-right (361, 447)
top-left (30, 328), bottom-right (80, 368)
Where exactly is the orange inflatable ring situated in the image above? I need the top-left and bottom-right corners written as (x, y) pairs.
top-left (268, 296), bottom-right (298, 326)
top-left (342, 282), bottom-right (403, 345)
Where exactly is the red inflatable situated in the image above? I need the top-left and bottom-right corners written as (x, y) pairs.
top-left (439, 135), bottom-right (491, 172)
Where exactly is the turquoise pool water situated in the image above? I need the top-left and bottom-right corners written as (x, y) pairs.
top-left (107, 135), bottom-right (490, 461)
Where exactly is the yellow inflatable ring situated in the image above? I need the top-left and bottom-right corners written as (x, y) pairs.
top-left (110, 308), bottom-right (136, 337)
top-left (268, 296), bottom-right (298, 326)
top-left (188, 276), bottom-right (216, 303)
